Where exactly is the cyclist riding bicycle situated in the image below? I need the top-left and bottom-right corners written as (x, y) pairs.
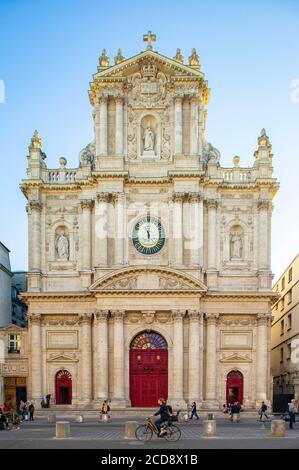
top-left (154, 398), bottom-right (171, 437)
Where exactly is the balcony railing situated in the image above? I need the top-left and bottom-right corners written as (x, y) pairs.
top-left (48, 170), bottom-right (77, 183)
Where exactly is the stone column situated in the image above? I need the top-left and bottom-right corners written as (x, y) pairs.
top-left (80, 313), bottom-right (93, 403)
top-left (93, 310), bottom-right (109, 402)
top-left (190, 97), bottom-right (199, 155)
top-left (205, 313), bottom-right (219, 407)
top-left (0, 375), bottom-right (3, 406)
top-left (172, 310), bottom-right (185, 407)
top-left (188, 194), bottom-right (201, 266)
top-left (207, 200), bottom-right (217, 270)
top-left (99, 96), bottom-right (108, 156)
top-left (29, 313), bottom-right (43, 403)
top-left (115, 97), bottom-right (124, 156)
top-left (112, 310), bottom-right (126, 406)
top-left (81, 199), bottom-right (94, 270)
top-left (172, 193), bottom-right (184, 266)
top-left (114, 193), bottom-right (125, 265)
top-left (28, 202), bottom-right (42, 272)
top-left (174, 96), bottom-right (183, 155)
top-left (188, 310), bottom-right (202, 403)
top-left (256, 313), bottom-right (270, 404)
top-left (94, 102), bottom-right (101, 157)
top-left (258, 199), bottom-right (270, 271)
top-left (95, 193), bottom-right (109, 266)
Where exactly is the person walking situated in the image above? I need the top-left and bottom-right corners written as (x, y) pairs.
top-left (189, 402), bottom-right (199, 420)
top-left (259, 401), bottom-right (269, 421)
top-left (101, 400), bottom-right (108, 415)
top-left (288, 400), bottom-right (297, 429)
top-left (28, 402), bottom-right (35, 421)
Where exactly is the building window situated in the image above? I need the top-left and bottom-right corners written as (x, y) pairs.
top-left (280, 347), bottom-right (284, 363)
top-left (280, 297), bottom-right (285, 311)
top-left (288, 314), bottom-right (292, 330)
top-left (287, 289), bottom-right (292, 304)
top-left (282, 277), bottom-right (285, 290)
top-left (281, 319), bottom-right (284, 335)
top-left (8, 334), bottom-right (21, 353)
top-left (287, 344), bottom-right (291, 360)
top-left (288, 268), bottom-right (293, 283)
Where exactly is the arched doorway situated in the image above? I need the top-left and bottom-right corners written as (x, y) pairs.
top-left (55, 370), bottom-right (72, 405)
top-left (226, 370), bottom-right (244, 405)
top-left (130, 331), bottom-right (168, 407)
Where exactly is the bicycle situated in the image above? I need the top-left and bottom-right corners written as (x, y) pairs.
top-left (135, 413), bottom-right (181, 442)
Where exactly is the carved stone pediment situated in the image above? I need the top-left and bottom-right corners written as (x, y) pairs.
top-left (89, 266), bottom-right (207, 294)
top-left (220, 353), bottom-right (252, 363)
top-left (47, 352), bottom-right (78, 362)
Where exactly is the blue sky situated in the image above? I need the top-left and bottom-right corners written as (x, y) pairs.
top-left (0, 0), bottom-right (298, 280)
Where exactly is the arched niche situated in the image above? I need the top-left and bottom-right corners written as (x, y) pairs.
top-left (55, 225), bottom-right (70, 261)
top-left (140, 114), bottom-right (160, 157)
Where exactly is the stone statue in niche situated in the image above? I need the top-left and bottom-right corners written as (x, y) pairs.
top-left (55, 231), bottom-right (69, 260)
top-left (230, 233), bottom-right (243, 259)
top-left (143, 127), bottom-right (155, 151)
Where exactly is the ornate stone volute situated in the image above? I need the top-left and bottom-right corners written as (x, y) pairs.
top-left (79, 313), bottom-right (93, 324)
top-left (256, 313), bottom-right (272, 326)
top-left (205, 198), bottom-right (218, 210)
top-left (111, 310), bottom-right (125, 322)
top-left (94, 310), bottom-right (109, 322)
top-left (96, 192), bottom-right (110, 203)
top-left (99, 49), bottom-right (110, 69)
top-left (80, 199), bottom-right (94, 210)
top-left (205, 312), bottom-right (219, 324)
top-left (188, 310), bottom-right (201, 322)
top-left (28, 313), bottom-right (42, 325)
top-left (28, 201), bottom-right (42, 214)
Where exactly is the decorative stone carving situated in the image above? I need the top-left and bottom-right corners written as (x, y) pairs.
top-left (220, 315), bottom-right (256, 326)
top-left (55, 229), bottom-right (69, 261)
top-left (103, 277), bottom-right (138, 290)
top-left (141, 311), bottom-right (155, 324)
top-left (159, 277), bottom-right (187, 290)
top-left (173, 48), bottom-right (184, 64)
top-left (205, 313), bottom-right (219, 323)
top-left (114, 48), bottom-right (125, 65)
top-left (188, 48), bottom-right (200, 67)
top-left (94, 310), bottom-right (109, 322)
top-left (28, 313), bottom-right (42, 324)
top-left (111, 310), bottom-right (125, 321)
top-left (202, 141), bottom-right (221, 164)
top-left (172, 310), bottom-right (185, 321)
top-left (143, 126), bottom-right (155, 151)
top-left (79, 141), bottom-right (95, 166)
top-left (220, 352), bottom-right (252, 363)
top-left (99, 49), bottom-right (110, 68)
top-left (129, 62), bottom-right (168, 108)
top-left (80, 199), bottom-right (94, 210)
top-left (161, 110), bottom-right (171, 160)
top-left (156, 312), bottom-right (171, 323)
top-left (28, 201), bottom-right (42, 213)
top-left (127, 108), bottom-right (138, 159)
top-left (79, 313), bottom-right (93, 324)
top-left (47, 352), bottom-right (78, 362)
top-left (230, 226), bottom-right (243, 260)
top-left (29, 130), bottom-right (43, 149)
top-left (188, 310), bottom-right (201, 321)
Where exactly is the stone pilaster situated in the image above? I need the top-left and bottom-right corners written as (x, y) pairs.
top-left (188, 310), bottom-right (202, 403)
top-left (93, 310), bottom-right (109, 403)
top-left (258, 199), bottom-right (272, 288)
top-left (188, 194), bottom-right (202, 266)
top-left (29, 313), bottom-right (43, 405)
top-left (99, 95), bottom-right (108, 156)
top-left (171, 310), bottom-right (186, 407)
top-left (95, 193), bottom-right (109, 266)
top-left (190, 97), bottom-right (199, 155)
top-left (81, 199), bottom-right (94, 271)
top-left (114, 193), bottom-right (125, 265)
top-left (174, 96), bottom-right (183, 155)
top-left (80, 313), bottom-right (93, 404)
top-left (28, 201), bottom-right (42, 272)
top-left (111, 310), bottom-right (126, 407)
top-left (115, 97), bottom-right (124, 155)
top-left (172, 193), bottom-right (184, 266)
top-left (255, 313), bottom-right (271, 406)
top-left (204, 313), bottom-right (219, 407)
top-left (206, 199), bottom-right (218, 288)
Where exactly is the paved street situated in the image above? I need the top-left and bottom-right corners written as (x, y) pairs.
top-left (1, 417), bottom-right (299, 449)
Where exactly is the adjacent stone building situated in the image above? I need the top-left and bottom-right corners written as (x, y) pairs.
top-left (2, 37), bottom-right (279, 409)
top-left (271, 254), bottom-right (299, 411)
top-left (0, 242), bottom-right (12, 327)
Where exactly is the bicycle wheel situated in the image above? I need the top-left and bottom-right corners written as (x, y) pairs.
top-left (135, 424), bottom-right (153, 442)
top-left (164, 424), bottom-right (181, 442)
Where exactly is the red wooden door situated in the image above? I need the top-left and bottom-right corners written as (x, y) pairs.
top-left (226, 371), bottom-right (243, 405)
top-left (130, 349), bottom-right (168, 407)
top-left (55, 370), bottom-right (72, 405)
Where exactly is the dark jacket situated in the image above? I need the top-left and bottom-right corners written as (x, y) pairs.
top-left (231, 404), bottom-right (240, 414)
top-left (261, 404), bottom-right (267, 412)
top-left (155, 404), bottom-right (170, 421)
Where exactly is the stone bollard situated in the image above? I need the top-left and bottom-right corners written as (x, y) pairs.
top-left (202, 419), bottom-right (217, 437)
top-left (75, 414), bottom-right (83, 423)
top-left (101, 414), bottom-right (109, 422)
top-left (207, 413), bottom-right (214, 420)
top-left (232, 413), bottom-right (240, 423)
top-left (124, 421), bottom-right (139, 439)
top-left (271, 420), bottom-right (285, 437)
top-left (48, 414), bottom-right (56, 423)
top-left (55, 421), bottom-right (71, 438)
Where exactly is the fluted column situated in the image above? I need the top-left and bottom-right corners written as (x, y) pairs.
top-left (93, 310), bottom-right (109, 402)
top-left (207, 200), bottom-right (218, 270)
top-left (81, 199), bottom-right (94, 270)
top-left (99, 96), bottom-right (108, 156)
top-left (188, 194), bottom-right (201, 265)
top-left (255, 313), bottom-right (270, 404)
top-left (80, 313), bottom-right (93, 403)
top-left (190, 97), bottom-right (199, 155)
top-left (114, 193), bottom-right (125, 265)
top-left (172, 310), bottom-right (185, 406)
top-left (112, 310), bottom-right (126, 406)
top-left (115, 97), bottom-right (124, 156)
top-left (28, 202), bottom-right (42, 272)
top-left (94, 103), bottom-right (101, 157)
top-left (29, 314), bottom-right (43, 404)
top-left (172, 193), bottom-right (184, 266)
top-left (95, 193), bottom-right (109, 266)
top-left (205, 313), bottom-right (219, 406)
top-left (174, 96), bottom-right (183, 155)
top-left (188, 310), bottom-right (202, 402)
top-left (258, 200), bottom-right (270, 271)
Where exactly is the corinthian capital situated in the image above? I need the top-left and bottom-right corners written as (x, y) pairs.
top-left (28, 313), bottom-right (42, 325)
top-left (111, 310), bottom-right (125, 321)
top-left (97, 192), bottom-right (110, 203)
top-left (81, 199), bottom-right (94, 210)
top-left (188, 310), bottom-right (201, 321)
top-left (79, 313), bottom-right (93, 324)
top-left (28, 201), bottom-right (42, 213)
top-left (205, 199), bottom-right (218, 209)
top-left (258, 199), bottom-right (271, 211)
top-left (205, 312), bottom-right (219, 323)
top-left (172, 192), bottom-right (185, 203)
top-left (172, 309), bottom-right (185, 321)
top-left (94, 310), bottom-right (109, 322)
top-left (256, 313), bottom-right (272, 326)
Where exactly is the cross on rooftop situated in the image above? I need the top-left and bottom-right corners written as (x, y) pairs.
top-left (143, 31), bottom-right (156, 50)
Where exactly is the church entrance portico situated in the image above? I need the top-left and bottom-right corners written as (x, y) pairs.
top-left (129, 331), bottom-right (168, 407)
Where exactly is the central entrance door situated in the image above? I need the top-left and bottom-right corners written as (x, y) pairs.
top-left (55, 370), bottom-right (72, 405)
top-left (226, 370), bottom-right (244, 405)
top-left (130, 331), bottom-right (168, 407)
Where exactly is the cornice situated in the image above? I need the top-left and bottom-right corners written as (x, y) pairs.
top-left (205, 291), bottom-right (278, 300)
top-left (20, 292), bottom-right (92, 302)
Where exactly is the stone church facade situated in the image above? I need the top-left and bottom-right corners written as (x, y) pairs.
top-left (12, 39), bottom-right (279, 409)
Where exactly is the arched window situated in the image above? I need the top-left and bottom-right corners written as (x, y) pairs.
top-left (130, 331), bottom-right (167, 350)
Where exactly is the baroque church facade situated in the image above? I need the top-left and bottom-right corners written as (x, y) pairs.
top-left (4, 37), bottom-right (279, 409)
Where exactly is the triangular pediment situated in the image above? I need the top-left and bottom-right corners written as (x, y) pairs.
top-left (47, 353), bottom-right (78, 362)
top-left (0, 324), bottom-right (26, 333)
top-left (89, 266), bottom-right (207, 294)
top-left (220, 353), bottom-right (252, 363)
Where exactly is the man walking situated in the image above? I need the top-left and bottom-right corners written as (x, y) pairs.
top-left (288, 400), bottom-right (297, 429)
top-left (259, 402), bottom-right (269, 421)
top-left (189, 402), bottom-right (199, 420)
top-left (28, 402), bottom-right (35, 421)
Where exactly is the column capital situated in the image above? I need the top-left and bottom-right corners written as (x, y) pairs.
top-left (188, 310), bottom-right (202, 321)
top-left (258, 199), bottom-right (271, 210)
top-left (111, 310), bottom-right (125, 321)
top-left (81, 199), bottom-right (94, 210)
top-left (172, 309), bottom-right (185, 321)
top-left (172, 192), bottom-right (185, 203)
top-left (205, 312), bottom-right (219, 323)
top-left (96, 192), bottom-right (110, 203)
top-left (79, 313), bottom-right (93, 324)
top-left (98, 94), bottom-right (108, 104)
top-left (111, 192), bottom-right (125, 203)
top-left (94, 310), bottom-right (109, 322)
top-left (205, 199), bottom-right (218, 209)
top-left (28, 201), bottom-right (43, 213)
top-left (115, 95), bottom-right (124, 104)
top-left (174, 94), bottom-right (184, 102)
top-left (188, 193), bottom-right (201, 203)
top-left (257, 313), bottom-right (272, 326)
top-left (28, 313), bottom-right (42, 325)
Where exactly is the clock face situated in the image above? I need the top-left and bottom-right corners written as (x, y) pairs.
top-left (132, 216), bottom-right (165, 255)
